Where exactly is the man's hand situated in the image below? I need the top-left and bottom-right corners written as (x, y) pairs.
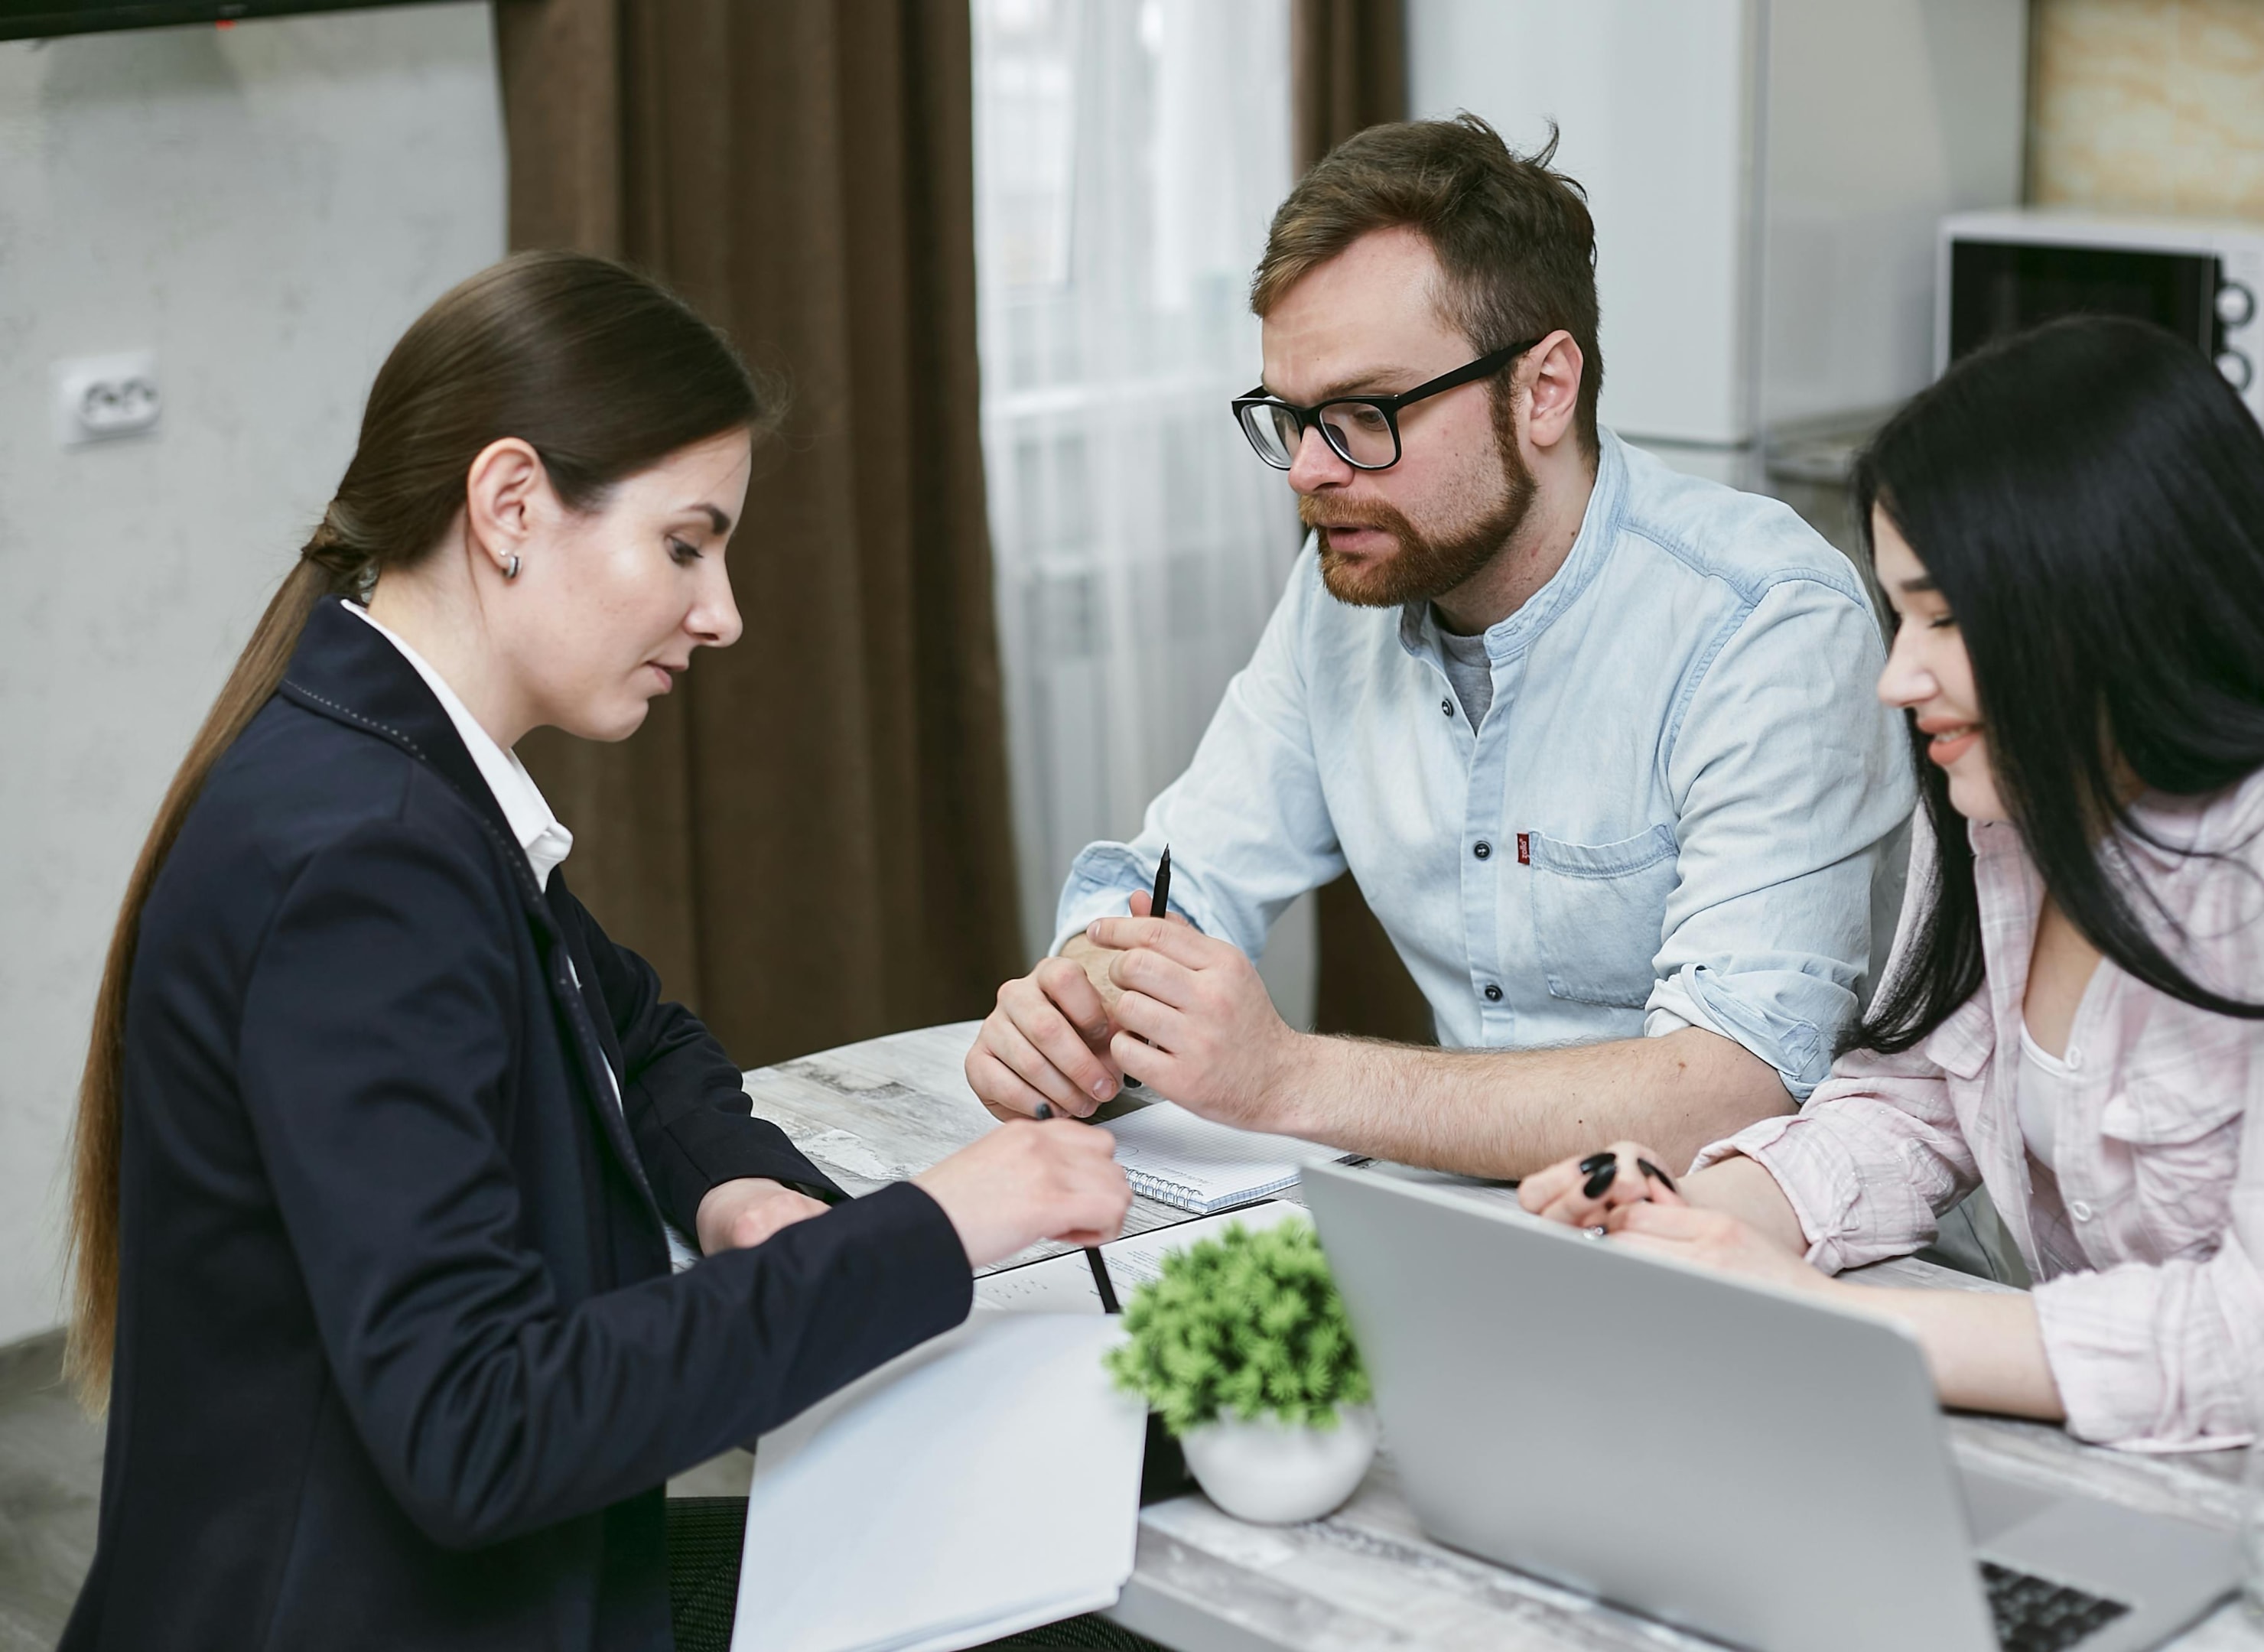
top-left (965, 890), bottom-right (1185, 1123)
top-left (1085, 912), bottom-right (1303, 1133)
top-left (694, 1176), bottom-right (831, 1255)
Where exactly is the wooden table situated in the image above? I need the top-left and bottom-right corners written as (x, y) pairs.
top-left (741, 1022), bottom-right (2262, 1652)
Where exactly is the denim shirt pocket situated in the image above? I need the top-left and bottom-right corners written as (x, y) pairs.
top-left (1528, 824), bottom-right (1679, 1009)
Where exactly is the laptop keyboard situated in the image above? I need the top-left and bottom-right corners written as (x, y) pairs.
top-left (1983, 1559), bottom-right (2131, 1651)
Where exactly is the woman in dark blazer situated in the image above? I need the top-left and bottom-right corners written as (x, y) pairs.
top-left (58, 252), bottom-right (1129, 1651)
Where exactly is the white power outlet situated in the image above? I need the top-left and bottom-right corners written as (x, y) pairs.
top-left (54, 352), bottom-right (161, 447)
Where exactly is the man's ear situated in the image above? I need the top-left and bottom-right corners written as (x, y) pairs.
top-left (463, 437), bottom-right (548, 577)
top-left (1523, 330), bottom-right (1585, 454)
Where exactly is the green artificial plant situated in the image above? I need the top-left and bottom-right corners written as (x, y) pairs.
top-left (1104, 1218), bottom-right (1371, 1436)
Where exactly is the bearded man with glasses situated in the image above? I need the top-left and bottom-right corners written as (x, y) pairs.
top-left (967, 115), bottom-right (1914, 1183)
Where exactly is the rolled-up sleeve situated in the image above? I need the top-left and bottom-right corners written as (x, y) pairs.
top-left (1053, 550), bottom-right (1345, 958)
top-left (2034, 1236), bottom-right (2264, 1451)
top-left (2033, 949), bottom-right (2264, 1450)
top-left (1650, 578), bottom-right (1914, 1097)
top-left (1692, 805), bottom-right (1983, 1257)
top-left (1695, 1036), bottom-right (1983, 1269)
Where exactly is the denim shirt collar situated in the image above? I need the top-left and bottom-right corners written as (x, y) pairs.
top-left (1397, 428), bottom-right (1630, 666)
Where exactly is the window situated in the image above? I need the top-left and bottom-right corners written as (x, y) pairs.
top-left (973, 0), bottom-right (1301, 978)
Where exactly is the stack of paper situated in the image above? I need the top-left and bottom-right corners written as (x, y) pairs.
top-left (730, 1311), bottom-right (1147, 1652)
top-left (1104, 1101), bottom-right (1351, 1214)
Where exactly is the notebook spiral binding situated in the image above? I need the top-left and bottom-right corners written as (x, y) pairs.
top-left (1124, 1167), bottom-right (1302, 1213)
top-left (1124, 1170), bottom-right (1206, 1206)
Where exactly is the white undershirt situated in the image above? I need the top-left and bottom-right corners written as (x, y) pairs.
top-left (2016, 1023), bottom-right (2071, 1172)
top-left (340, 600), bottom-right (575, 892)
top-left (340, 600), bottom-right (623, 1111)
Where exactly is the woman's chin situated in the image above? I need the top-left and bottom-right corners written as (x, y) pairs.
top-left (1944, 761), bottom-right (2009, 824)
top-left (562, 700), bottom-right (653, 744)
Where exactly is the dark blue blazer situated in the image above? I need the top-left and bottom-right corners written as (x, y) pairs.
top-left (62, 599), bottom-right (972, 1650)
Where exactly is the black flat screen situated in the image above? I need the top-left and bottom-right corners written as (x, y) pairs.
top-left (0, 0), bottom-right (447, 43)
top-left (1949, 241), bottom-right (2220, 363)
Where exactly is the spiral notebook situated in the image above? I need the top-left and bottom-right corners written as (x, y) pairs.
top-left (1103, 1099), bottom-right (1352, 1213)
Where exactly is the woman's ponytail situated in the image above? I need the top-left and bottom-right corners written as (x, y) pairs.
top-left (65, 551), bottom-right (333, 1407)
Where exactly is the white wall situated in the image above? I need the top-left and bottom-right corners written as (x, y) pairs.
top-left (1408, 0), bottom-right (1758, 445)
top-left (0, 3), bottom-right (505, 1348)
top-left (1755, 0), bottom-right (2025, 429)
top-left (1407, 0), bottom-right (2025, 447)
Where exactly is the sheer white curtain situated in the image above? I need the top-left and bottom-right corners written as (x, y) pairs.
top-left (972, 0), bottom-right (1313, 1014)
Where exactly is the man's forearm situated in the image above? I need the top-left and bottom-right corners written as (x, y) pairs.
top-left (1270, 1027), bottom-right (1794, 1179)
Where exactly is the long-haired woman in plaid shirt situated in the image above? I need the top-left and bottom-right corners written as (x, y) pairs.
top-left (1524, 315), bottom-right (2264, 1452)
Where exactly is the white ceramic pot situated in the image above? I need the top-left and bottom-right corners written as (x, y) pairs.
top-left (1178, 1405), bottom-right (1379, 1525)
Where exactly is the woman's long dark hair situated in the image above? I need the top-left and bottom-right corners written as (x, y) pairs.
top-left (1851, 314), bottom-right (2264, 1055)
top-left (65, 252), bottom-right (766, 1409)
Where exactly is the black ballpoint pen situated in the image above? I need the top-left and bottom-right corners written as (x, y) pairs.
top-left (1031, 1101), bottom-right (1121, 1313)
top-left (1119, 847), bottom-right (1170, 1093)
top-left (1018, 844), bottom-right (1172, 1312)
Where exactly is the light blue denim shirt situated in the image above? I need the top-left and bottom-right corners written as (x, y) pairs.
top-left (1055, 431), bottom-right (1915, 1098)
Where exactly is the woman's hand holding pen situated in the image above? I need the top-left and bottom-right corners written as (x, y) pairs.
top-left (1520, 1143), bottom-right (1830, 1297)
top-left (914, 1119), bottom-right (1134, 1269)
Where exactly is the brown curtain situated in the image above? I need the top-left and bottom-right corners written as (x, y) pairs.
top-left (1291, 0), bottom-right (1408, 174)
top-left (493, 0), bottom-right (1023, 1067)
top-left (1287, 0), bottom-right (1432, 1046)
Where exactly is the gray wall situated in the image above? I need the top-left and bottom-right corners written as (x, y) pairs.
top-left (0, 3), bottom-right (506, 1348)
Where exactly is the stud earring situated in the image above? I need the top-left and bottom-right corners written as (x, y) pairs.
top-left (504, 554), bottom-right (521, 580)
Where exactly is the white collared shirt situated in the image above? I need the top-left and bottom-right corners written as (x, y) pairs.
top-left (341, 600), bottom-right (574, 891)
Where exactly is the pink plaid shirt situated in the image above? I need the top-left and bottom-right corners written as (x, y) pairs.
top-left (1698, 772), bottom-right (2264, 1451)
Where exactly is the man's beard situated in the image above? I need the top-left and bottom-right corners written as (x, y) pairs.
top-left (1302, 401), bottom-right (1536, 610)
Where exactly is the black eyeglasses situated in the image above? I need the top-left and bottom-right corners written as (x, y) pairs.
top-left (1231, 339), bottom-right (1541, 472)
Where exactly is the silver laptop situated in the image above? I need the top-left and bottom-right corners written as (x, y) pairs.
top-left (1301, 1160), bottom-right (2243, 1652)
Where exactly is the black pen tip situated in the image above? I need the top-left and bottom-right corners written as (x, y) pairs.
top-left (1033, 1102), bottom-right (1053, 1120)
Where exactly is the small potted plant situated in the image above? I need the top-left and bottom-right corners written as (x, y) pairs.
top-left (1104, 1217), bottom-right (1378, 1524)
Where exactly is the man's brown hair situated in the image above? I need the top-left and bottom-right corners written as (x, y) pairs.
top-left (1251, 115), bottom-right (1603, 452)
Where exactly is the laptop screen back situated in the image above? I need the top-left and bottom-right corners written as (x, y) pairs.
top-left (1301, 1163), bottom-right (1999, 1652)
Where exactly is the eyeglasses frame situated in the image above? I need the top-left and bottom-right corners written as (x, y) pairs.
top-left (1230, 337), bottom-right (1545, 473)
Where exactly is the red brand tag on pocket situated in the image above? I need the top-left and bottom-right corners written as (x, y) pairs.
top-left (1517, 832), bottom-right (1530, 864)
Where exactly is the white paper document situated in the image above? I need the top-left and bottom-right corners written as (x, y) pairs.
top-left (730, 1311), bottom-right (1147, 1652)
top-left (974, 1201), bottom-right (1308, 1315)
top-left (1104, 1101), bottom-right (1351, 1213)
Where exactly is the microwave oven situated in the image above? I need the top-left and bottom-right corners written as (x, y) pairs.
top-left (1937, 210), bottom-right (2264, 422)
